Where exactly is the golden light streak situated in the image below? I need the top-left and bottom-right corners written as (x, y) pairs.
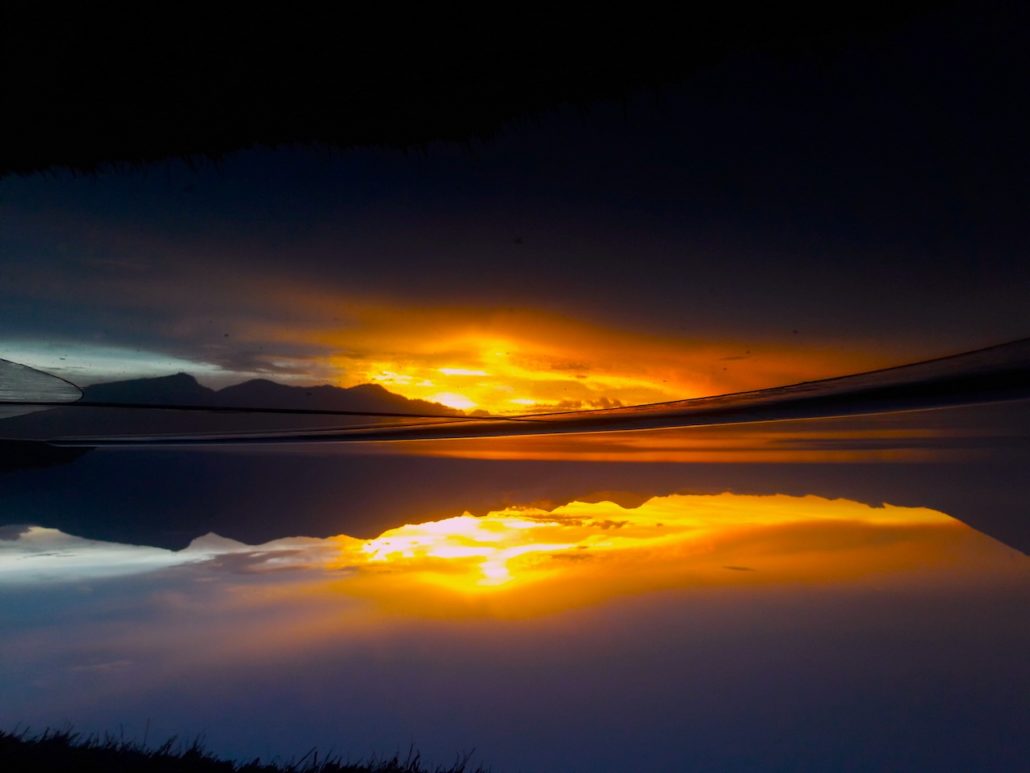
top-left (389, 422), bottom-right (965, 464)
top-left (438, 367), bottom-right (489, 376)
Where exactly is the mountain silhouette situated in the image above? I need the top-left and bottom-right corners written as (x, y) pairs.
top-left (211, 378), bottom-right (449, 415)
top-left (85, 373), bottom-right (215, 405)
top-left (81, 372), bottom-right (458, 415)
top-left (0, 373), bottom-right (460, 440)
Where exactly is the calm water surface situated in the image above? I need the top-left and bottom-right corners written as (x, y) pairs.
top-left (1, 445), bottom-right (1027, 772)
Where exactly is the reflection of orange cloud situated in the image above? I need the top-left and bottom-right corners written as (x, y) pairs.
top-left (288, 493), bottom-right (1004, 618)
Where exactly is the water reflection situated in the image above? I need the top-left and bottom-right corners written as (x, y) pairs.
top-left (1, 493), bottom-right (1026, 772)
top-left (2, 494), bottom-right (1022, 617)
top-left (331, 495), bottom-right (999, 617)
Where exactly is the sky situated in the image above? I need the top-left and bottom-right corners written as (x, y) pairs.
top-left (1, 5), bottom-right (1028, 414)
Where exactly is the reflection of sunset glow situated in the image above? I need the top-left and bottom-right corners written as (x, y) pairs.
top-left (394, 422), bottom-right (966, 464)
top-left (313, 494), bottom-right (1003, 615)
top-left (3, 494), bottom-right (1023, 621)
top-left (360, 514), bottom-right (576, 587)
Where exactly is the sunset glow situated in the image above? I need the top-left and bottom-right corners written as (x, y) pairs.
top-left (306, 308), bottom-right (887, 415)
top-left (347, 332), bottom-right (681, 414)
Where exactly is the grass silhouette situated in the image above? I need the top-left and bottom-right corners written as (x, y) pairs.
top-left (0, 729), bottom-right (487, 773)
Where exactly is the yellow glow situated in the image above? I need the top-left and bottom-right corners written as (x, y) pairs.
top-left (291, 304), bottom-right (888, 415)
top-left (438, 367), bottom-right (489, 376)
top-left (360, 514), bottom-right (576, 587)
top-left (345, 333), bottom-right (690, 415)
top-left (313, 493), bottom-right (1004, 617)
top-left (429, 392), bottom-right (477, 410)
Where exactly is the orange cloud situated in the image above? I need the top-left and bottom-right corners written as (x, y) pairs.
top-left (3, 254), bottom-right (902, 409)
top-left (248, 299), bottom-right (889, 414)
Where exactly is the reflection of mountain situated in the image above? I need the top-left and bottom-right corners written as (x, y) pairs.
top-left (0, 373), bottom-right (460, 439)
top-left (2, 445), bottom-right (1029, 555)
top-left (5, 494), bottom-right (1016, 609)
top-left (1, 391), bottom-right (1028, 554)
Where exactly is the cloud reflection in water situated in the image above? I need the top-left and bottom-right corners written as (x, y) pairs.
top-left (2, 493), bottom-right (1021, 617)
top-left (0, 493), bottom-right (1026, 771)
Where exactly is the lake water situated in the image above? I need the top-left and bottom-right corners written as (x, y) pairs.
top-left (1, 410), bottom-right (1028, 771)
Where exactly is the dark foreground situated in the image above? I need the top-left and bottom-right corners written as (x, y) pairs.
top-left (0, 731), bottom-right (486, 773)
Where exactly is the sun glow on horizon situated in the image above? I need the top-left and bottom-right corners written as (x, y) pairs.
top-left (428, 392), bottom-right (478, 410)
top-left (339, 333), bottom-right (700, 415)
top-left (307, 306), bottom-right (885, 416)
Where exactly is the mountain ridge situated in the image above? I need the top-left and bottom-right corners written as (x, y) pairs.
top-left (80, 372), bottom-right (461, 416)
top-left (0, 372), bottom-right (462, 440)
